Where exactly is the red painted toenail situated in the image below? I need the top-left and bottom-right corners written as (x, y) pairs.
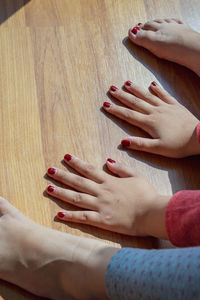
top-left (107, 158), bottom-right (116, 164)
top-left (152, 81), bottom-right (157, 86)
top-left (64, 154), bottom-right (72, 161)
top-left (47, 185), bottom-right (55, 192)
top-left (110, 85), bottom-right (118, 92)
top-left (103, 102), bottom-right (111, 108)
top-left (125, 81), bottom-right (132, 87)
top-left (131, 27), bottom-right (138, 34)
top-left (121, 139), bottom-right (131, 147)
top-left (48, 168), bottom-right (56, 175)
top-left (58, 212), bottom-right (65, 218)
top-left (138, 23), bottom-right (142, 26)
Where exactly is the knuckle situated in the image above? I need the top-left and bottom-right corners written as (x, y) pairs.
top-left (73, 193), bottom-right (82, 203)
top-left (123, 109), bottom-right (134, 121)
top-left (74, 176), bottom-right (84, 186)
top-left (134, 137), bottom-right (144, 148)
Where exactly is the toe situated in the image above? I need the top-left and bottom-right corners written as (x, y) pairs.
top-left (143, 21), bottom-right (161, 31)
top-left (153, 19), bottom-right (165, 24)
top-left (172, 18), bottom-right (184, 24)
top-left (106, 158), bottom-right (136, 178)
top-left (128, 28), bottom-right (157, 48)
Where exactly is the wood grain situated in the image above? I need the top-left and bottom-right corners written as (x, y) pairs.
top-left (0, 0), bottom-right (199, 298)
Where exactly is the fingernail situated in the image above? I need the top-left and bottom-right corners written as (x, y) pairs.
top-left (152, 81), bottom-right (157, 86)
top-left (103, 102), bottom-right (111, 108)
top-left (125, 80), bottom-right (132, 87)
top-left (57, 212), bottom-right (65, 218)
top-left (64, 154), bottom-right (72, 161)
top-left (121, 139), bottom-right (131, 147)
top-left (47, 185), bottom-right (55, 192)
top-left (107, 158), bottom-right (116, 164)
top-left (131, 27), bottom-right (139, 34)
top-left (48, 168), bottom-right (56, 175)
top-left (110, 85), bottom-right (118, 92)
top-left (138, 23), bottom-right (142, 26)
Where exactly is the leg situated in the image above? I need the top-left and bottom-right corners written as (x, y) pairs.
top-left (0, 196), bottom-right (117, 299)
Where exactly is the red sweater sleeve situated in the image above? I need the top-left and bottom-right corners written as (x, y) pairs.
top-left (165, 123), bottom-right (200, 247)
top-left (197, 122), bottom-right (200, 144)
top-left (165, 190), bottom-right (200, 247)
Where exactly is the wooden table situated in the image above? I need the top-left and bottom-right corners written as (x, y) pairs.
top-left (0, 0), bottom-right (199, 298)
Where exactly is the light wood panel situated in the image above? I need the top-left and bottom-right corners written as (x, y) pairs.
top-left (0, 0), bottom-right (199, 298)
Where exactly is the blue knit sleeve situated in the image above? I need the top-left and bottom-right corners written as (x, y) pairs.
top-left (105, 247), bottom-right (200, 300)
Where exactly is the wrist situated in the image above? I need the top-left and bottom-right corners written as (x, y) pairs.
top-left (142, 194), bottom-right (171, 239)
top-left (183, 121), bottom-right (200, 156)
top-left (88, 244), bottom-right (119, 299)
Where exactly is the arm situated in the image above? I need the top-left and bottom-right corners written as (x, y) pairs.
top-left (106, 246), bottom-right (200, 299)
top-left (166, 190), bottom-right (200, 247)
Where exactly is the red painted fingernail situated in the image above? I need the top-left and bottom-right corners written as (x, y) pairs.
top-left (58, 212), bottom-right (65, 218)
top-left (125, 80), bottom-right (132, 87)
top-left (64, 154), bottom-right (72, 161)
top-left (131, 27), bottom-right (138, 34)
top-left (48, 168), bottom-right (56, 175)
top-left (107, 158), bottom-right (116, 164)
top-left (138, 23), bottom-right (142, 26)
top-left (121, 139), bottom-right (131, 147)
top-left (152, 81), bottom-right (157, 86)
top-left (103, 102), bottom-right (111, 108)
top-left (47, 185), bottom-right (55, 192)
top-left (110, 85), bottom-right (118, 92)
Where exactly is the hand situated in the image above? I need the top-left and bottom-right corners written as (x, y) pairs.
top-left (103, 81), bottom-right (200, 158)
top-left (47, 155), bottom-right (170, 239)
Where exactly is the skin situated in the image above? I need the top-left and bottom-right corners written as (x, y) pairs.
top-left (47, 157), bottom-right (170, 239)
top-left (129, 18), bottom-right (200, 76)
top-left (0, 18), bottom-right (199, 299)
top-left (104, 81), bottom-right (200, 158)
top-left (0, 196), bottom-right (118, 299)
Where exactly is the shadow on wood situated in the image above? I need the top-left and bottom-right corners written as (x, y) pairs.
top-left (0, 0), bottom-right (30, 25)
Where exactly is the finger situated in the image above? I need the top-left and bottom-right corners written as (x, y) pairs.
top-left (124, 81), bottom-right (159, 106)
top-left (63, 154), bottom-right (106, 183)
top-left (150, 81), bottom-right (176, 104)
top-left (106, 158), bottom-right (136, 178)
top-left (57, 210), bottom-right (103, 228)
top-left (47, 167), bottom-right (98, 196)
top-left (109, 84), bottom-right (153, 114)
top-left (121, 136), bottom-right (161, 155)
top-left (103, 101), bottom-right (147, 129)
top-left (46, 185), bottom-right (98, 210)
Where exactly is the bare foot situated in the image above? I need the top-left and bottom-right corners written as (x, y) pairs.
top-left (0, 197), bottom-right (117, 299)
top-left (103, 82), bottom-right (200, 158)
top-left (128, 18), bottom-right (200, 76)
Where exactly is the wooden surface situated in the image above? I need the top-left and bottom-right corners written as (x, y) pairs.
top-left (0, 0), bottom-right (200, 298)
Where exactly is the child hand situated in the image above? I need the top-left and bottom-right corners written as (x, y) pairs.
top-left (103, 82), bottom-right (200, 158)
top-left (47, 155), bottom-right (170, 239)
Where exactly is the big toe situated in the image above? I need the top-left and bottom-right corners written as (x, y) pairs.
top-left (128, 26), bottom-right (157, 49)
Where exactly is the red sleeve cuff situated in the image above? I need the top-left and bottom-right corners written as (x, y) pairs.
top-left (197, 122), bottom-right (200, 144)
top-left (165, 190), bottom-right (200, 247)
